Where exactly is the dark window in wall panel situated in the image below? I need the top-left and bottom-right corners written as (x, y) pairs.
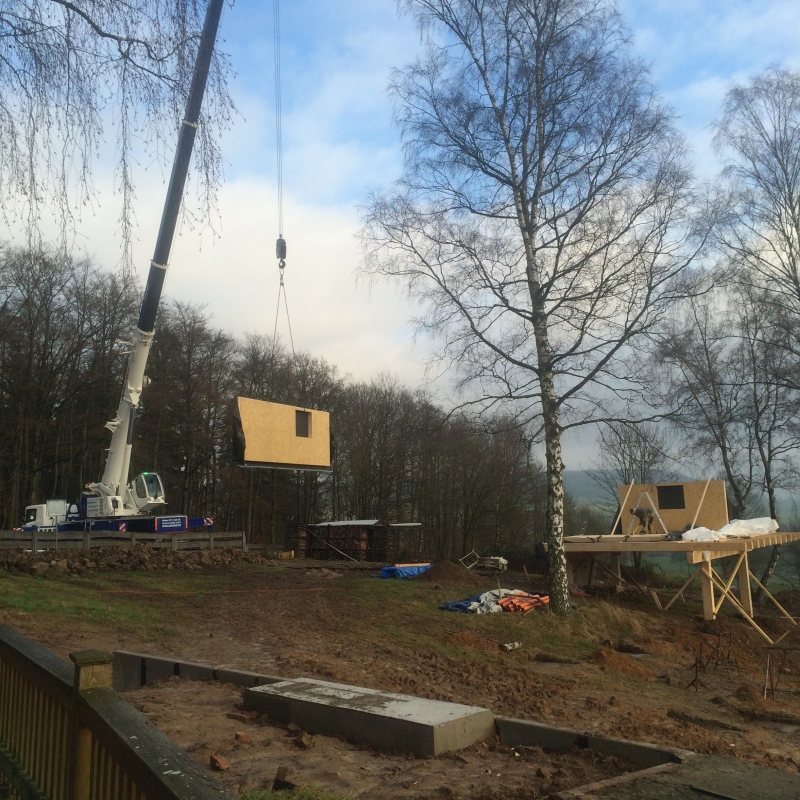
top-left (657, 484), bottom-right (685, 509)
top-left (296, 410), bottom-right (311, 438)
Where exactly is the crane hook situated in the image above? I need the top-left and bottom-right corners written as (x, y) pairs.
top-left (276, 236), bottom-right (286, 271)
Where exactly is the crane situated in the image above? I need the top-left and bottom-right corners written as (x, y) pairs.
top-left (23, 0), bottom-right (225, 534)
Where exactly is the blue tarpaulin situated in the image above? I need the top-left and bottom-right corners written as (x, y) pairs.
top-left (380, 564), bottom-right (432, 579)
top-left (439, 595), bottom-right (482, 613)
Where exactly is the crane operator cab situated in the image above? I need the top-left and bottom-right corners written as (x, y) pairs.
top-left (82, 470), bottom-right (166, 518)
top-left (129, 472), bottom-right (166, 513)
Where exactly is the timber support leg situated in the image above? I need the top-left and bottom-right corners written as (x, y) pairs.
top-left (737, 551), bottom-right (753, 618)
top-left (700, 560), bottom-right (716, 621)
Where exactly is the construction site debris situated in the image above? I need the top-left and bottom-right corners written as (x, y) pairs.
top-left (379, 563), bottom-right (431, 579)
top-left (501, 642), bottom-right (522, 651)
top-left (294, 731), bottom-right (314, 749)
top-left (209, 754), bottom-right (229, 770)
top-left (272, 766), bottom-right (296, 791)
top-left (440, 589), bottom-right (550, 614)
top-left (1, 545), bottom-right (271, 576)
top-left (683, 517), bottom-right (779, 541)
top-left (460, 550), bottom-right (509, 571)
top-left (498, 593), bottom-right (549, 612)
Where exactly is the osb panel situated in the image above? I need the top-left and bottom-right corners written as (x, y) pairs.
top-left (236, 397), bottom-right (330, 469)
top-left (618, 480), bottom-right (728, 533)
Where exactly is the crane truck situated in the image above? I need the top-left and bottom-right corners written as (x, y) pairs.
top-left (22, 0), bottom-right (225, 536)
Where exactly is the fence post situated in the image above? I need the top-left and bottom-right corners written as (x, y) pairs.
top-left (83, 529), bottom-right (90, 550)
top-left (131, 531), bottom-right (137, 548)
top-left (241, 531), bottom-right (247, 553)
top-left (209, 532), bottom-right (214, 552)
top-left (172, 535), bottom-right (178, 552)
top-left (70, 650), bottom-right (113, 800)
top-left (31, 530), bottom-right (38, 554)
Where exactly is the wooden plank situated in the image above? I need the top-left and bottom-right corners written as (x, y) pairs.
top-left (661, 569), bottom-right (700, 612)
top-left (609, 481), bottom-right (635, 536)
top-left (749, 571), bottom-right (797, 624)
top-left (689, 475), bottom-right (713, 531)
top-left (712, 552), bottom-right (746, 616)
top-left (563, 531), bottom-right (800, 557)
top-left (687, 547), bottom-right (748, 564)
top-left (706, 568), bottom-right (774, 644)
top-left (565, 540), bottom-right (746, 554)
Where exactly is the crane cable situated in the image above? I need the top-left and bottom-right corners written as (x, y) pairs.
top-left (271, 0), bottom-right (295, 358)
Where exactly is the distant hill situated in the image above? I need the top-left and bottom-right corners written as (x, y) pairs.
top-left (563, 470), bottom-right (611, 506)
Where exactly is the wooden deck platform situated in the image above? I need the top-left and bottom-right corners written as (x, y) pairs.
top-left (557, 531), bottom-right (800, 642)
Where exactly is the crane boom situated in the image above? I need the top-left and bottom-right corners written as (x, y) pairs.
top-left (89, 0), bottom-right (226, 516)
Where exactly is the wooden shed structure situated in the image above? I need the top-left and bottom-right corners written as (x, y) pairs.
top-left (291, 520), bottom-right (421, 563)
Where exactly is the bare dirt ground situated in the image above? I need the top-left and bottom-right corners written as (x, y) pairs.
top-left (128, 677), bottom-right (634, 798)
top-left (2, 557), bottom-right (800, 797)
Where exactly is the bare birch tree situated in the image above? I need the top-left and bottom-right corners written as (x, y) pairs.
top-left (361, 0), bottom-right (706, 614)
top-left (0, 0), bottom-right (234, 277)
top-left (591, 421), bottom-right (674, 513)
top-left (736, 285), bottom-right (800, 589)
top-left (654, 294), bottom-right (758, 519)
top-left (714, 69), bottom-right (800, 317)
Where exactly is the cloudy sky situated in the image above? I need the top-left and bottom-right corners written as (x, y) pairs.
top-left (7, 0), bottom-right (800, 464)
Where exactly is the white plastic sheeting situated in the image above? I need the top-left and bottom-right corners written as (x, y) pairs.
top-left (682, 517), bottom-right (778, 542)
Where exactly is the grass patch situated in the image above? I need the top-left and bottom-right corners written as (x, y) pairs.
top-left (0, 565), bottom-right (294, 637)
top-left (0, 574), bottom-right (158, 630)
top-left (342, 575), bottom-right (653, 661)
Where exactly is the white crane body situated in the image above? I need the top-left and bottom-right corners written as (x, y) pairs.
top-left (23, 0), bottom-right (225, 535)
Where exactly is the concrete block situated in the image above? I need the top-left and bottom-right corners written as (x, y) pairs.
top-left (245, 678), bottom-right (495, 757)
top-left (496, 717), bottom-right (685, 768)
top-left (177, 660), bottom-right (215, 682)
top-left (143, 654), bottom-right (177, 684)
top-left (214, 668), bottom-right (283, 688)
top-left (112, 650), bottom-right (144, 692)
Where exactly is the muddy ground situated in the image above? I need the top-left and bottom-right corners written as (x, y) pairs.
top-left (128, 677), bottom-right (635, 798)
top-left (2, 557), bottom-right (800, 797)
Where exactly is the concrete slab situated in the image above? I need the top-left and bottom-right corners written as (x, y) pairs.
top-left (244, 678), bottom-right (495, 757)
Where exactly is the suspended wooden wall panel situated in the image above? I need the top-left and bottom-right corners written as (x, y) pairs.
top-left (232, 397), bottom-right (331, 471)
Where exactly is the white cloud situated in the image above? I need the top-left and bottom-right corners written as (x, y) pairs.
top-left (6, 0), bottom-right (800, 459)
